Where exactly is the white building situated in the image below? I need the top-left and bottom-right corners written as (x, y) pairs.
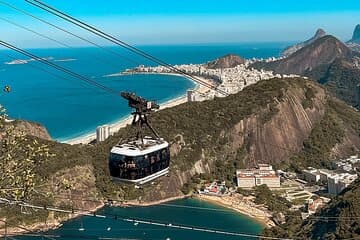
top-left (96, 125), bottom-right (110, 142)
top-left (328, 173), bottom-right (358, 195)
top-left (318, 169), bottom-right (334, 183)
top-left (303, 168), bottom-right (321, 183)
top-left (332, 155), bottom-right (360, 172)
top-left (187, 89), bottom-right (209, 102)
top-left (187, 90), bottom-right (196, 102)
top-left (348, 155), bottom-right (360, 164)
top-left (129, 61), bottom-right (278, 102)
top-left (237, 164), bottom-right (280, 189)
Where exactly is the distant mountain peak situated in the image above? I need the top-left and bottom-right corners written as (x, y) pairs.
top-left (351, 24), bottom-right (360, 43)
top-left (281, 28), bottom-right (327, 57)
top-left (252, 35), bottom-right (353, 75)
top-left (315, 28), bottom-right (326, 38)
top-left (206, 54), bottom-right (245, 69)
top-left (346, 24), bottom-right (360, 52)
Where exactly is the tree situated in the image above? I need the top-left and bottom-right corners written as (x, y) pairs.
top-left (0, 104), bottom-right (53, 200)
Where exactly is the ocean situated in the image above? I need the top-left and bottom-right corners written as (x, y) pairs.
top-left (17, 199), bottom-right (263, 240)
top-left (0, 43), bottom-right (286, 141)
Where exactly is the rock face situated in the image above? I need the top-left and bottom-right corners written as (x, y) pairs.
top-left (137, 78), bottom-right (360, 202)
top-left (347, 24), bottom-right (360, 52)
top-left (7, 77), bottom-right (360, 222)
top-left (281, 29), bottom-right (326, 57)
top-left (206, 54), bottom-right (245, 69)
top-left (13, 120), bottom-right (51, 140)
top-left (233, 85), bottom-right (325, 164)
top-left (351, 24), bottom-right (360, 44)
top-left (253, 35), bottom-right (353, 75)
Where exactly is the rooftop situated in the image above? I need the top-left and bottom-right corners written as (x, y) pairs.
top-left (111, 137), bottom-right (169, 156)
top-left (236, 164), bottom-right (278, 178)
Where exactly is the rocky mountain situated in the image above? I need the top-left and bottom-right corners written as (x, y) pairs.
top-left (347, 24), bottom-right (360, 52)
top-left (206, 54), bottom-right (245, 69)
top-left (281, 28), bottom-right (327, 57)
top-left (253, 33), bottom-right (360, 106)
top-left (350, 24), bottom-right (360, 44)
top-left (13, 120), bottom-right (51, 140)
top-left (0, 119), bottom-right (51, 141)
top-left (253, 35), bottom-right (354, 75)
top-left (263, 179), bottom-right (360, 239)
top-left (305, 58), bottom-right (360, 106)
top-left (4, 78), bottom-right (360, 229)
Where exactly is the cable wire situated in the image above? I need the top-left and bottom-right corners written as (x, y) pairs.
top-left (0, 15), bottom-right (71, 48)
top-left (0, 0), bottom-right (139, 66)
top-left (0, 197), bottom-right (293, 240)
top-left (0, 14), bottom-right (138, 71)
top-left (0, 40), bottom-right (120, 96)
top-left (0, 50), bottom-right (83, 86)
top-left (25, 0), bottom-right (227, 96)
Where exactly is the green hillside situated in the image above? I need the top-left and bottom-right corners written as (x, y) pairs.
top-left (305, 59), bottom-right (360, 106)
top-left (2, 77), bottom-right (360, 231)
top-left (263, 179), bottom-right (360, 239)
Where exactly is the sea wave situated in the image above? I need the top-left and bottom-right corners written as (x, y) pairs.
top-left (5, 59), bottom-right (28, 65)
top-left (54, 58), bottom-right (77, 62)
top-left (102, 72), bottom-right (124, 77)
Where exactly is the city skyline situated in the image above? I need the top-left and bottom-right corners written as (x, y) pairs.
top-left (0, 0), bottom-right (359, 48)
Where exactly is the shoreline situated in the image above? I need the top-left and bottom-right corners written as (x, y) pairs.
top-left (121, 193), bottom-right (192, 207)
top-left (123, 193), bottom-right (273, 228)
top-left (1, 193), bottom-right (273, 236)
top-left (195, 194), bottom-right (275, 228)
top-left (0, 202), bottom-right (105, 237)
top-left (63, 72), bottom-right (213, 145)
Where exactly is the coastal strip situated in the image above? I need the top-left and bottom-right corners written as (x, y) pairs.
top-left (0, 193), bottom-right (273, 237)
top-left (196, 194), bottom-right (275, 228)
top-left (63, 73), bottom-right (213, 145)
top-left (0, 202), bottom-right (105, 237)
top-left (114, 193), bottom-right (274, 228)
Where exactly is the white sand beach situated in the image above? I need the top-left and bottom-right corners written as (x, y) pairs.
top-left (63, 73), bottom-right (214, 145)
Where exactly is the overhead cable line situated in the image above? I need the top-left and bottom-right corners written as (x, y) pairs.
top-left (25, 0), bottom-right (228, 96)
top-left (0, 0), bottom-right (140, 66)
top-left (33, 190), bottom-right (360, 222)
top-left (0, 198), bottom-right (293, 240)
top-left (0, 15), bottom-right (71, 48)
top-left (0, 219), bottom-right (56, 240)
top-left (0, 40), bottom-right (119, 96)
top-left (0, 15), bottom-right (137, 70)
top-left (0, 49), bottom-right (83, 86)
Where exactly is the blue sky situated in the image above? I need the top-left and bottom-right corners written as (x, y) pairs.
top-left (0, 0), bottom-right (359, 48)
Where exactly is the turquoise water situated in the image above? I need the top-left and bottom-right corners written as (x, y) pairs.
top-left (18, 199), bottom-right (263, 240)
top-left (0, 43), bottom-right (283, 141)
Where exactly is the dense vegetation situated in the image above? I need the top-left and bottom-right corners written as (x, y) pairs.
top-left (263, 180), bottom-right (360, 239)
top-left (305, 59), bottom-right (360, 106)
top-left (3, 77), bottom-right (360, 231)
top-left (264, 98), bottom-right (360, 239)
top-left (285, 105), bottom-right (344, 171)
top-left (253, 185), bottom-right (291, 212)
top-left (301, 179), bottom-right (360, 239)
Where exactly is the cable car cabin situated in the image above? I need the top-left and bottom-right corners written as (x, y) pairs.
top-left (109, 137), bottom-right (170, 184)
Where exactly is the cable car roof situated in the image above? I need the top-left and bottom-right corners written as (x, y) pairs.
top-left (111, 138), bottom-right (169, 157)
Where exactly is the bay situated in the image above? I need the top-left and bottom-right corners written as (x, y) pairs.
top-left (0, 43), bottom-right (284, 141)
